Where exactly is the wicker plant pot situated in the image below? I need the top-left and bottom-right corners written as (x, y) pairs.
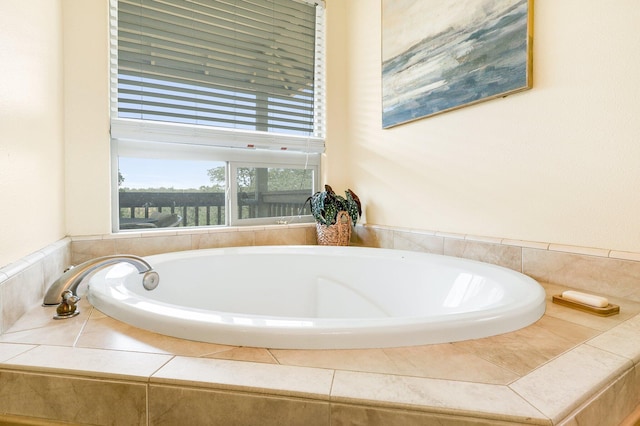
top-left (316, 211), bottom-right (352, 246)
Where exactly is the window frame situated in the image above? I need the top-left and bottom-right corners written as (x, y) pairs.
top-left (109, 0), bottom-right (325, 232)
top-left (112, 139), bottom-right (319, 231)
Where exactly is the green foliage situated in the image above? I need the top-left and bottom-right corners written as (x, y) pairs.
top-left (307, 185), bottom-right (361, 226)
top-left (208, 166), bottom-right (313, 192)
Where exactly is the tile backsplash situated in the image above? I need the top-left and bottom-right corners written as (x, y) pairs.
top-left (353, 225), bottom-right (640, 302)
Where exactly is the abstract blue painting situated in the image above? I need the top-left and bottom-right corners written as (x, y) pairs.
top-left (382, 0), bottom-right (532, 128)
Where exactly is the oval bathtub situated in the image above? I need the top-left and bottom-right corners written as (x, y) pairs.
top-left (87, 246), bottom-right (546, 350)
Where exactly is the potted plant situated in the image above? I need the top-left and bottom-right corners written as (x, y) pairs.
top-left (307, 185), bottom-right (362, 246)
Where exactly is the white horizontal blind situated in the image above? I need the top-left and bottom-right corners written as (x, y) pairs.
top-left (110, 0), bottom-right (325, 151)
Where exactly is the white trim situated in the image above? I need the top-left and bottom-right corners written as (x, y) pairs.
top-left (115, 138), bottom-right (320, 166)
top-left (111, 118), bottom-right (325, 154)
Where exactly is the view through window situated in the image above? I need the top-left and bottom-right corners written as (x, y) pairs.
top-left (111, 0), bottom-right (325, 231)
top-left (236, 167), bottom-right (314, 222)
top-left (118, 157), bottom-right (227, 229)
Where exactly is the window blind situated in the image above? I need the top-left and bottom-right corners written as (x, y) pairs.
top-left (110, 0), bottom-right (325, 152)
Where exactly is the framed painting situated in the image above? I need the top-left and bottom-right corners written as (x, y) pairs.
top-left (382, 0), bottom-right (533, 128)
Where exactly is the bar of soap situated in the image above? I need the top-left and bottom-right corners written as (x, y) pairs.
top-left (561, 290), bottom-right (609, 308)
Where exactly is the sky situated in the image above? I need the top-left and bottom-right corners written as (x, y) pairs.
top-left (119, 157), bottom-right (224, 189)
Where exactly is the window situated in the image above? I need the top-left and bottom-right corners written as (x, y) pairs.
top-left (110, 0), bottom-right (325, 231)
top-left (117, 156), bottom-right (227, 228)
top-left (231, 165), bottom-right (315, 225)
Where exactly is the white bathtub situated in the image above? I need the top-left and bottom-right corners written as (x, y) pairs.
top-left (87, 246), bottom-right (546, 349)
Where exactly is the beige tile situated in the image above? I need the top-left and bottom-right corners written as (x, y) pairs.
top-left (352, 225), bottom-right (394, 248)
top-left (509, 344), bottom-right (632, 424)
top-left (619, 398), bottom-right (640, 426)
top-left (150, 385), bottom-right (330, 426)
top-left (563, 365), bottom-right (640, 426)
top-left (207, 347), bottom-right (278, 364)
top-left (436, 231), bottom-right (466, 240)
top-left (392, 230), bottom-right (444, 254)
top-left (271, 344), bottom-right (519, 385)
top-left (192, 230), bottom-right (255, 249)
top-left (305, 224), bottom-right (318, 244)
top-left (452, 294), bottom-right (602, 376)
top-left (271, 348), bottom-right (398, 374)
top-left (609, 250), bottom-right (640, 262)
top-left (71, 234), bottom-right (107, 241)
top-left (0, 259), bottom-right (31, 278)
top-left (380, 345), bottom-right (521, 384)
top-left (548, 244), bottom-right (610, 257)
top-left (0, 370), bottom-right (146, 425)
top-left (3, 345), bottom-right (172, 381)
top-left (152, 356), bottom-right (334, 399)
top-left (523, 248), bottom-right (640, 301)
top-left (331, 403), bottom-right (543, 426)
top-left (331, 371), bottom-right (546, 422)
top-left (444, 239), bottom-right (522, 271)
top-left (254, 227), bottom-right (308, 245)
top-left (587, 314), bottom-right (640, 363)
top-left (465, 234), bottom-right (503, 244)
top-left (7, 297), bottom-right (91, 331)
top-left (77, 310), bottom-right (234, 356)
top-left (138, 228), bottom-right (181, 238)
top-left (70, 238), bottom-right (117, 264)
top-left (452, 318), bottom-right (596, 377)
top-left (501, 239), bottom-right (549, 250)
top-left (532, 313), bottom-right (601, 343)
top-left (0, 307), bottom-right (89, 347)
top-left (1, 263), bottom-right (44, 331)
top-left (0, 342), bottom-right (36, 362)
top-left (38, 237), bottom-right (71, 256)
top-left (286, 222), bottom-right (315, 229)
top-left (543, 283), bottom-right (640, 331)
top-left (114, 234), bottom-right (192, 257)
top-left (41, 242), bottom-right (71, 293)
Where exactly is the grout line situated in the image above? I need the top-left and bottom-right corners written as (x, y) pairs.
top-left (71, 306), bottom-right (94, 348)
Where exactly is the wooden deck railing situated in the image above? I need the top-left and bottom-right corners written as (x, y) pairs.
top-left (118, 190), bottom-right (311, 227)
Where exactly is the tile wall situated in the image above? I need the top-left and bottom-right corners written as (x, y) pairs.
top-left (353, 225), bottom-right (640, 302)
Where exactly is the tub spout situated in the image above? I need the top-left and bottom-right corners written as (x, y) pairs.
top-left (43, 255), bottom-right (160, 306)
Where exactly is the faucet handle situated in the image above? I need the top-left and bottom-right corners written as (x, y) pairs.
top-left (62, 289), bottom-right (80, 305)
top-left (54, 290), bottom-right (80, 319)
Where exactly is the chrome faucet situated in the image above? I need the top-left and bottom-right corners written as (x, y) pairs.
top-left (43, 254), bottom-right (160, 306)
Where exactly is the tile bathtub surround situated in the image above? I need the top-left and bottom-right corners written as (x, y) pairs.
top-left (0, 238), bottom-right (70, 334)
top-left (66, 222), bottom-right (640, 304)
top-left (2, 284), bottom-right (640, 424)
top-left (3, 226), bottom-right (640, 423)
top-left (0, 370), bottom-right (148, 425)
top-left (353, 225), bottom-right (640, 302)
top-left (70, 223), bottom-right (315, 264)
top-left (149, 385), bottom-right (331, 426)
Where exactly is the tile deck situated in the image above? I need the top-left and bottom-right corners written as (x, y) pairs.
top-left (2, 282), bottom-right (640, 425)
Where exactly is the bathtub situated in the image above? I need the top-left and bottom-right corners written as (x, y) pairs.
top-left (86, 246), bottom-right (546, 350)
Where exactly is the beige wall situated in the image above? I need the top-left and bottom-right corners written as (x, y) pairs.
top-left (0, 1), bottom-right (65, 267)
top-left (329, 0), bottom-right (640, 252)
top-left (2, 0), bottom-right (640, 268)
top-left (63, 0), bottom-right (111, 237)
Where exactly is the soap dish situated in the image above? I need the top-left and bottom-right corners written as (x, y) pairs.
top-left (552, 294), bottom-right (620, 316)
